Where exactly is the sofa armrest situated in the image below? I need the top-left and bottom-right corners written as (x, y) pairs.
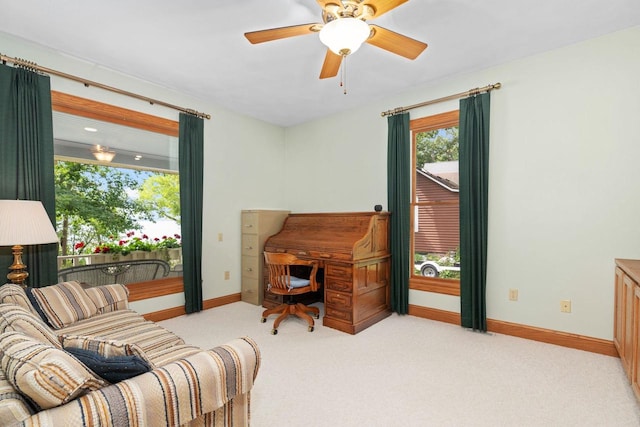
top-left (19, 337), bottom-right (260, 427)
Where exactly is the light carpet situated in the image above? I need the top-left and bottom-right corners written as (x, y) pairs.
top-left (159, 302), bottom-right (640, 427)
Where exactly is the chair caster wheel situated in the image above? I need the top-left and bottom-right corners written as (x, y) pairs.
top-left (261, 317), bottom-right (267, 323)
top-left (308, 326), bottom-right (314, 332)
top-left (271, 329), bottom-right (278, 335)
top-left (314, 314), bottom-right (320, 319)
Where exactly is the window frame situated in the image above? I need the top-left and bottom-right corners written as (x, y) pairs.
top-left (51, 91), bottom-right (183, 298)
top-left (409, 110), bottom-right (461, 296)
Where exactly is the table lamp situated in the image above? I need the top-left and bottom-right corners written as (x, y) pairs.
top-left (0, 200), bottom-right (59, 286)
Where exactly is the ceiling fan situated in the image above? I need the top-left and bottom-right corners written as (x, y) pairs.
top-left (244, 0), bottom-right (428, 79)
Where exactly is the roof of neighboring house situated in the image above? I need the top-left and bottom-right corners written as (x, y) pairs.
top-left (417, 168), bottom-right (459, 193)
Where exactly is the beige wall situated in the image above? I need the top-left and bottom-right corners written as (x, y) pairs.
top-left (284, 26), bottom-right (640, 340)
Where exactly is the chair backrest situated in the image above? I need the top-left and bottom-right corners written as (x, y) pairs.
top-left (57, 259), bottom-right (170, 286)
top-left (264, 252), bottom-right (319, 292)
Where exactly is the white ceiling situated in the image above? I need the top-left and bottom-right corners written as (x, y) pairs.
top-left (1, 0), bottom-right (638, 127)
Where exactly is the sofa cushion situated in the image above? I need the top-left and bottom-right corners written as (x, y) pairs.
top-left (83, 284), bottom-right (129, 314)
top-left (64, 347), bottom-right (151, 383)
top-left (28, 281), bottom-right (98, 329)
top-left (0, 303), bottom-right (61, 348)
top-left (59, 309), bottom-right (185, 357)
top-left (0, 369), bottom-right (34, 425)
top-left (0, 284), bottom-right (39, 317)
top-left (0, 331), bottom-right (105, 410)
top-left (60, 334), bottom-right (153, 367)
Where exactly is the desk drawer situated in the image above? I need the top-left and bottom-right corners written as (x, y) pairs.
top-left (326, 279), bottom-right (352, 293)
top-left (241, 234), bottom-right (259, 256)
top-left (325, 306), bottom-right (352, 322)
top-left (326, 290), bottom-right (352, 309)
top-left (326, 263), bottom-right (353, 281)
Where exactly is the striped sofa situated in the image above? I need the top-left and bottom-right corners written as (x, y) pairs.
top-left (0, 282), bottom-right (260, 426)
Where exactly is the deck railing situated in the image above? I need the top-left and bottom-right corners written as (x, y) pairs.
top-left (57, 250), bottom-right (182, 271)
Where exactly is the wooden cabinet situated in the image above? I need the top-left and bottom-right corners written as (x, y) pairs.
top-left (633, 285), bottom-right (640, 400)
top-left (240, 210), bottom-right (289, 305)
top-left (614, 259), bottom-right (640, 402)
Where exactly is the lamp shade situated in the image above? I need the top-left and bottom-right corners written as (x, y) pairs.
top-left (319, 18), bottom-right (371, 56)
top-left (0, 200), bottom-right (58, 246)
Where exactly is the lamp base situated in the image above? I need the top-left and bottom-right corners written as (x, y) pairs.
top-left (7, 244), bottom-right (29, 287)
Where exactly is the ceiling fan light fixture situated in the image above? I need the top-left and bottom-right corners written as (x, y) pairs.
top-left (319, 18), bottom-right (370, 56)
top-left (91, 145), bottom-right (116, 162)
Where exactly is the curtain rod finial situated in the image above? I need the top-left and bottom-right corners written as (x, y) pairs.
top-left (493, 82), bottom-right (502, 90)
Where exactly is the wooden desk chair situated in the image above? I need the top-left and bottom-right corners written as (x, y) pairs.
top-left (262, 252), bottom-right (320, 334)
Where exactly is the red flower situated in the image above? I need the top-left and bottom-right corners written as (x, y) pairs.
top-left (154, 237), bottom-right (160, 242)
top-left (74, 242), bottom-right (85, 250)
top-left (119, 240), bottom-right (126, 246)
top-left (93, 247), bottom-right (101, 253)
top-left (174, 234), bottom-right (181, 239)
top-left (162, 235), bottom-right (168, 239)
top-left (142, 234), bottom-right (149, 239)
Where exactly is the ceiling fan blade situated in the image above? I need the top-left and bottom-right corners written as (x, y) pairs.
top-left (245, 23), bottom-right (319, 44)
top-left (319, 49), bottom-right (342, 79)
top-left (316, 1), bottom-right (343, 11)
top-left (363, 0), bottom-right (409, 18)
top-left (367, 24), bottom-right (427, 60)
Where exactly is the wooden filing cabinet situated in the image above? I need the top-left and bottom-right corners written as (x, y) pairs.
top-left (240, 210), bottom-right (289, 305)
top-left (614, 259), bottom-right (640, 403)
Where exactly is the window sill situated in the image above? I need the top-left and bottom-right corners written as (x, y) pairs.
top-left (410, 276), bottom-right (460, 296)
top-left (126, 277), bottom-right (183, 302)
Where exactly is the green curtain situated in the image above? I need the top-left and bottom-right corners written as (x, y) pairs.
top-left (0, 64), bottom-right (57, 287)
top-left (179, 113), bottom-right (204, 313)
top-left (387, 113), bottom-right (411, 314)
top-left (459, 92), bottom-right (491, 331)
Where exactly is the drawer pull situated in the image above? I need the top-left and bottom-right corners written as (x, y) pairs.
top-left (244, 224), bottom-right (253, 228)
top-left (245, 246), bottom-right (253, 250)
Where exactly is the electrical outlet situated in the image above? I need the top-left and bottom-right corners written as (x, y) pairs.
top-left (509, 289), bottom-right (518, 301)
top-left (560, 300), bottom-right (571, 313)
top-left (224, 271), bottom-right (230, 280)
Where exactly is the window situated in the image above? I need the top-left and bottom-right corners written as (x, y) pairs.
top-left (410, 110), bottom-right (460, 296)
top-left (51, 92), bottom-right (182, 283)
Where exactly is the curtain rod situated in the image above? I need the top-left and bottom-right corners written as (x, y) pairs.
top-left (0, 53), bottom-right (211, 120)
top-left (381, 82), bottom-right (502, 117)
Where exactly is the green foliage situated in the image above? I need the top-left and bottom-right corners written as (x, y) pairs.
top-left (416, 127), bottom-right (459, 168)
top-left (138, 173), bottom-right (180, 223)
top-left (55, 161), bottom-right (153, 255)
top-left (156, 235), bottom-right (181, 249)
top-left (125, 237), bottom-right (152, 252)
top-left (438, 247), bottom-right (461, 280)
top-left (440, 270), bottom-right (461, 280)
top-left (93, 237), bottom-right (126, 255)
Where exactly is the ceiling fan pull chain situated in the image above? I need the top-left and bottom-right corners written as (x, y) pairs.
top-left (342, 54), bottom-right (347, 95)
